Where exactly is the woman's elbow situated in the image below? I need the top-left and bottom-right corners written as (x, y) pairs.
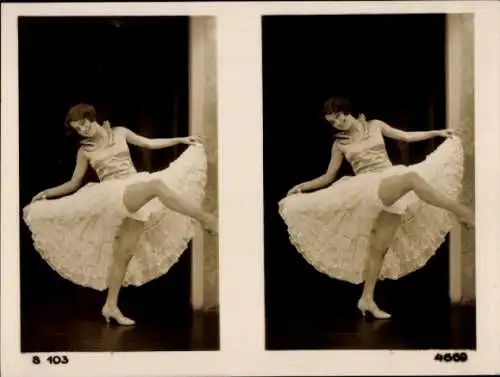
top-left (141, 140), bottom-right (155, 149)
top-left (402, 133), bottom-right (412, 143)
top-left (69, 178), bottom-right (83, 191)
top-left (323, 172), bottom-right (336, 184)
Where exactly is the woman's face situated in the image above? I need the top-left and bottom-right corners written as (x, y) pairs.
top-left (70, 118), bottom-right (99, 138)
top-left (325, 112), bottom-right (356, 131)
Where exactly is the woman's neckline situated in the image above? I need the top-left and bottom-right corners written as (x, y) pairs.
top-left (82, 124), bottom-right (115, 152)
top-left (338, 119), bottom-right (371, 147)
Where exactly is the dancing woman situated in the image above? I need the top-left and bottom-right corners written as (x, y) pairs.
top-left (279, 97), bottom-right (474, 319)
top-left (24, 103), bottom-right (217, 325)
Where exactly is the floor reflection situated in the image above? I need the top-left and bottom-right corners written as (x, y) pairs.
top-left (21, 297), bottom-right (220, 352)
top-left (266, 304), bottom-right (476, 350)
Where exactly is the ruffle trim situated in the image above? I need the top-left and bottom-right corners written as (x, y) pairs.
top-left (278, 137), bottom-right (465, 284)
top-left (23, 144), bottom-right (208, 291)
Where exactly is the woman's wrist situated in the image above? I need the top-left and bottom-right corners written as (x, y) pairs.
top-left (433, 130), bottom-right (445, 137)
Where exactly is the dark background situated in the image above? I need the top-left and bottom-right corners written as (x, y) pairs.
top-left (262, 14), bottom-right (453, 342)
top-left (18, 17), bottom-right (203, 350)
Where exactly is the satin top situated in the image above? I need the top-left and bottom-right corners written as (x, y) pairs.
top-left (338, 121), bottom-right (393, 175)
top-left (83, 126), bottom-right (137, 182)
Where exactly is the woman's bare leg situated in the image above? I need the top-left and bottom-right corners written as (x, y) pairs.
top-left (123, 179), bottom-right (217, 234)
top-left (103, 217), bottom-right (144, 325)
top-left (358, 170), bottom-right (474, 319)
top-left (359, 210), bottom-right (401, 319)
top-left (378, 172), bottom-right (474, 227)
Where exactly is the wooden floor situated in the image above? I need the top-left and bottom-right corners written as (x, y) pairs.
top-left (21, 293), bottom-right (219, 353)
top-left (266, 304), bottom-right (476, 350)
top-left (21, 300), bottom-right (474, 352)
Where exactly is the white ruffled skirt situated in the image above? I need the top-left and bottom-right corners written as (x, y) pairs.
top-left (278, 137), bottom-right (465, 284)
top-left (23, 144), bottom-right (207, 291)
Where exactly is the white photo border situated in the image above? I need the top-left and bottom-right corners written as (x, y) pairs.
top-left (2, 2), bottom-right (500, 377)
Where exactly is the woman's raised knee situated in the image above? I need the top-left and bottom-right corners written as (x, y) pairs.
top-left (402, 172), bottom-right (421, 189)
top-left (148, 179), bottom-right (173, 196)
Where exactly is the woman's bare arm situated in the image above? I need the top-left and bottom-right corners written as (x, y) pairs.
top-left (288, 141), bottom-right (344, 195)
top-left (33, 148), bottom-right (89, 200)
top-left (120, 127), bottom-right (195, 150)
top-left (377, 119), bottom-right (452, 142)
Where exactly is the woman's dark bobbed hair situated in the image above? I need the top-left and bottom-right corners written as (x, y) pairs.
top-left (64, 103), bottom-right (99, 140)
top-left (321, 96), bottom-right (355, 116)
top-left (65, 103), bottom-right (97, 126)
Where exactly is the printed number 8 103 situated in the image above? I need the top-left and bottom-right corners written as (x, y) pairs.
top-left (32, 355), bottom-right (69, 365)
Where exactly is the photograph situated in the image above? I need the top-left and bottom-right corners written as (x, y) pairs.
top-left (16, 15), bottom-right (220, 353)
top-left (2, 2), bottom-right (500, 377)
top-left (262, 13), bottom-right (477, 350)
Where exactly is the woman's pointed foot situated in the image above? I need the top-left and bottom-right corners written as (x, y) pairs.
top-left (102, 305), bottom-right (135, 326)
top-left (201, 214), bottom-right (218, 236)
top-left (357, 298), bottom-right (391, 319)
top-left (457, 208), bottom-right (475, 229)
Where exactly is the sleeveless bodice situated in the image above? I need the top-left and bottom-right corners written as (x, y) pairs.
top-left (340, 122), bottom-right (392, 175)
top-left (84, 129), bottom-right (137, 182)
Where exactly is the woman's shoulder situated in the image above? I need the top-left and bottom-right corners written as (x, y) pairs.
top-left (367, 118), bottom-right (388, 129)
top-left (108, 125), bottom-right (132, 143)
top-left (362, 118), bottom-right (386, 136)
top-left (77, 144), bottom-right (91, 158)
top-left (333, 136), bottom-right (349, 151)
top-left (108, 124), bottom-right (127, 134)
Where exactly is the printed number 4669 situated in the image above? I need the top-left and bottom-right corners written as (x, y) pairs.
top-left (32, 355), bottom-right (69, 365)
top-left (434, 352), bottom-right (468, 362)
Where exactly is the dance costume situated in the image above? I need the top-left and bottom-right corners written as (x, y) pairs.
top-left (23, 126), bottom-right (207, 290)
top-left (279, 120), bottom-right (464, 284)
